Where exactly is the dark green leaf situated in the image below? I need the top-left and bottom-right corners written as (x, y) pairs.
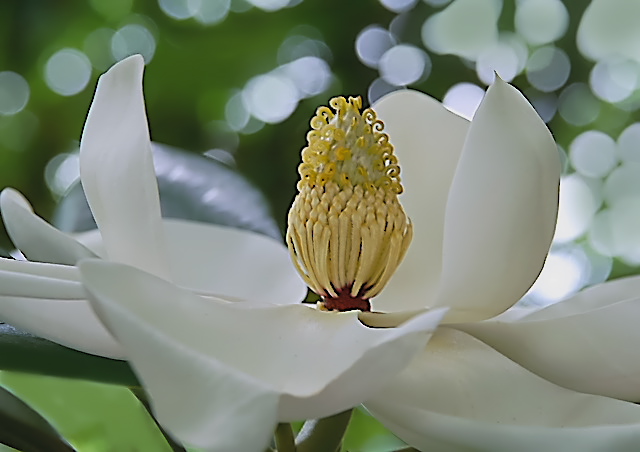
top-left (53, 143), bottom-right (282, 240)
top-left (0, 385), bottom-right (74, 452)
top-left (0, 324), bottom-right (138, 387)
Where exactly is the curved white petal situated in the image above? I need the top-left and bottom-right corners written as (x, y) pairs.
top-left (0, 258), bottom-right (122, 358)
top-left (365, 328), bottom-right (640, 452)
top-left (434, 77), bottom-right (560, 322)
top-left (163, 220), bottom-right (307, 305)
top-left (358, 308), bottom-right (429, 328)
top-left (74, 219), bottom-right (307, 304)
top-left (0, 188), bottom-right (97, 265)
top-left (79, 259), bottom-right (446, 451)
top-left (457, 295), bottom-right (640, 402)
top-left (0, 259), bottom-right (81, 299)
top-left (371, 89), bottom-right (470, 312)
top-left (522, 275), bottom-right (640, 321)
top-left (79, 54), bottom-right (169, 279)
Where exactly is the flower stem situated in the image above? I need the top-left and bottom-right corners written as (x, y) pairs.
top-left (274, 423), bottom-right (296, 452)
top-left (295, 409), bottom-right (353, 452)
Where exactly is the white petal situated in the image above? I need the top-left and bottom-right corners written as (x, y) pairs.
top-left (371, 89), bottom-right (470, 312)
top-left (523, 274), bottom-right (640, 321)
top-left (0, 258), bottom-right (123, 358)
top-left (0, 258), bottom-right (82, 299)
top-left (80, 259), bottom-right (446, 451)
top-left (163, 219), bottom-right (307, 304)
top-left (457, 289), bottom-right (640, 401)
top-left (0, 188), bottom-right (97, 265)
top-left (434, 77), bottom-right (561, 322)
top-left (365, 328), bottom-right (640, 452)
top-left (79, 55), bottom-right (169, 279)
top-left (71, 219), bottom-right (306, 304)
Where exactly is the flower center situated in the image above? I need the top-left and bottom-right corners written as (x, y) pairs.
top-left (286, 96), bottom-right (413, 312)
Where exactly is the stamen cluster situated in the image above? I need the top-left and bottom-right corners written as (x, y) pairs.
top-left (287, 96), bottom-right (412, 311)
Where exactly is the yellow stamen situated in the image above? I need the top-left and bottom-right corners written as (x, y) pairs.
top-left (286, 96), bottom-right (413, 311)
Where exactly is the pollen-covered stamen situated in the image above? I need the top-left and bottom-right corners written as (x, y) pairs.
top-left (286, 96), bottom-right (413, 312)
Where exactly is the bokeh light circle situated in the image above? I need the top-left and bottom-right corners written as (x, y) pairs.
top-left (379, 0), bottom-right (417, 13)
top-left (442, 82), bottom-right (484, 120)
top-left (558, 83), bottom-right (601, 126)
top-left (603, 163), bottom-right (640, 206)
top-left (569, 130), bottom-right (617, 178)
top-left (526, 46), bottom-right (571, 93)
top-left (111, 24), bottom-right (156, 63)
top-left (355, 26), bottom-right (396, 69)
top-left (526, 90), bottom-right (558, 123)
top-left (44, 152), bottom-right (80, 197)
top-left (225, 90), bottom-right (250, 132)
top-left (194, 0), bottom-right (230, 25)
top-left (555, 173), bottom-right (601, 243)
top-left (158, 0), bottom-right (197, 19)
top-left (44, 48), bottom-right (93, 96)
top-left (249, 0), bottom-right (289, 12)
top-left (590, 58), bottom-right (639, 103)
top-left (84, 28), bottom-right (116, 71)
top-left (283, 56), bottom-right (331, 97)
top-left (577, 0), bottom-right (640, 64)
top-left (515, 0), bottom-right (569, 45)
top-left (0, 72), bottom-right (30, 115)
top-left (421, 0), bottom-right (500, 61)
top-left (526, 245), bottom-right (589, 305)
top-left (279, 35), bottom-right (331, 64)
top-left (368, 78), bottom-right (398, 105)
top-left (243, 74), bottom-right (299, 124)
top-left (590, 199), bottom-right (640, 265)
top-left (476, 42), bottom-right (520, 84)
top-left (617, 123), bottom-right (640, 163)
top-left (379, 44), bottom-right (429, 86)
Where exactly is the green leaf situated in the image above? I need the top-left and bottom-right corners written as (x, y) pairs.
top-left (53, 143), bottom-right (282, 240)
top-left (0, 324), bottom-right (138, 387)
top-left (0, 371), bottom-right (172, 452)
top-left (341, 407), bottom-right (406, 452)
top-left (0, 385), bottom-right (73, 452)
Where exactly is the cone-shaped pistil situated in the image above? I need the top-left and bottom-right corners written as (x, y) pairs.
top-left (286, 96), bottom-right (413, 311)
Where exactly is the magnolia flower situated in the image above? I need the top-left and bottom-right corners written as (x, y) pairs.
top-left (279, 75), bottom-right (640, 450)
top-left (3, 55), bottom-right (640, 452)
top-left (0, 56), bottom-right (445, 451)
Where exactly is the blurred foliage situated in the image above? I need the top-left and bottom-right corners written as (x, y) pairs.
top-left (0, 371), bottom-right (171, 452)
top-left (4, 0), bottom-right (638, 294)
top-left (0, 1), bottom-right (606, 246)
top-left (0, 0), bottom-right (397, 250)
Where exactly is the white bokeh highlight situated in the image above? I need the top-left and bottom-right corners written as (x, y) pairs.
top-left (569, 130), bottom-right (618, 178)
top-left (44, 48), bottom-right (93, 96)
top-left (515, 0), bottom-right (568, 46)
top-left (421, 0), bottom-right (500, 60)
top-left (617, 123), bottom-right (640, 163)
top-left (379, 44), bottom-right (430, 86)
top-left (526, 46), bottom-right (571, 93)
top-left (0, 72), bottom-right (29, 115)
top-left (554, 173), bottom-right (602, 243)
top-left (442, 82), bottom-right (485, 120)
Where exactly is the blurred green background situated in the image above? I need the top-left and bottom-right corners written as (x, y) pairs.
top-left (2, 0), bottom-right (640, 449)
top-left (3, 0), bottom-right (640, 308)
